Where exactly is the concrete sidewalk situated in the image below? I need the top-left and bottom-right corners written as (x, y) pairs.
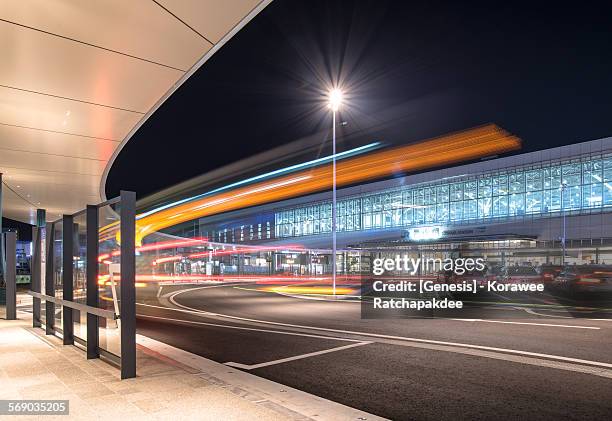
top-left (0, 318), bottom-right (288, 420)
top-left (0, 313), bottom-right (384, 421)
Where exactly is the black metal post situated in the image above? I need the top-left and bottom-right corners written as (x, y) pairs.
top-left (45, 223), bottom-right (55, 334)
top-left (5, 232), bottom-right (16, 320)
top-left (120, 191), bottom-right (136, 379)
top-left (35, 209), bottom-right (45, 327)
top-left (0, 173), bottom-right (4, 285)
top-left (62, 215), bottom-right (74, 345)
top-left (72, 221), bottom-right (80, 335)
top-left (86, 205), bottom-right (99, 359)
top-left (31, 226), bottom-right (41, 327)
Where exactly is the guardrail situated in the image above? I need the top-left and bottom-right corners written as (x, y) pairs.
top-left (27, 191), bottom-right (136, 379)
top-left (27, 291), bottom-right (117, 319)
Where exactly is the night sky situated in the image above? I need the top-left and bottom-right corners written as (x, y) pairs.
top-left (106, 0), bottom-right (612, 200)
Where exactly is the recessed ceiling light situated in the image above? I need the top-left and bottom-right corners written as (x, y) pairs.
top-left (16, 185), bottom-right (20, 188)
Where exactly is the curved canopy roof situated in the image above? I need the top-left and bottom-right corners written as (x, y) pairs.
top-left (0, 0), bottom-right (270, 224)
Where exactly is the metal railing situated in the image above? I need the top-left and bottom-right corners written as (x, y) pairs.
top-left (28, 191), bottom-right (136, 379)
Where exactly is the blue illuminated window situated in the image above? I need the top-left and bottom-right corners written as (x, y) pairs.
top-left (273, 154), bottom-right (612, 238)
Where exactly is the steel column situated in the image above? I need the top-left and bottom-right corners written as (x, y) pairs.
top-left (4, 232), bottom-right (16, 320)
top-left (0, 173), bottom-right (4, 284)
top-left (45, 224), bottom-right (55, 334)
top-left (120, 191), bottom-right (136, 379)
top-left (37, 209), bottom-right (46, 325)
top-left (86, 205), bottom-right (99, 359)
top-left (62, 215), bottom-right (74, 345)
top-left (31, 226), bottom-right (41, 327)
top-left (72, 222), bottom-right (80, 334)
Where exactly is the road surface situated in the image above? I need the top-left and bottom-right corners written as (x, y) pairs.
top-left (134, 283), bottom-right (612, 420)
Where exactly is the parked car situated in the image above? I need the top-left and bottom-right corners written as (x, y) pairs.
top-left (443, 265), bottom-right (503, 296)
top-left (484, 265), bottom-right (504, 283)
top-left (537, 264), bottom-right (564, 283)
top-left (502, 266), bottom-right (541, 284)
top-left (551, 265), bottom-right (612, 293)
top-left (451, 268), bottom-right (489, 286)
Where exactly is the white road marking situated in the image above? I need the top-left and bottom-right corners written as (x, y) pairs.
top-left (384, 338), bottom-right (612, 380)
top-left (137, 310), bottom-right (363, 342)
top-left (449, 318), bottom-right (600, 329)
top-left (137, 334), bottom-right (387, 421)
top-left (517, 306), bottom-right (573, 318)
top-left (160, 286), bottom-right (612, 370)
top-left (139, 301), bottom-right (612, 378)
top-left (225, 342), bottom-right (372, 370)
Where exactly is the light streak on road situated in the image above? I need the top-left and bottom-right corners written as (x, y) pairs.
top-left (98, 238), bottom-right (209, 261)
top-left (97, 274), bottom-right (362, 285)
top-left (99, 124), bottom-right (520, 245)
top-left (138, 237), bottom-right (209, 252)
top-left (266, 286), bottom-right (356, 295)
top-left (188, 245), bottom-right (304, 259)
top-left (152, 256), bottom-right (183, 266)
top-left (136, 142), bottom-right (382, 219)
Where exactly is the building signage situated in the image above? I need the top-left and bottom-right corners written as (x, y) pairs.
top-left (407, 226), bottom-right (444, 241)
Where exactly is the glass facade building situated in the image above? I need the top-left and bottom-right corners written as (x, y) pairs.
top-left (275, 153), bottom-right (612, 239)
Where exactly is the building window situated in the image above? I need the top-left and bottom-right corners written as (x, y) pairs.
top-left (525, 170), bottom-right (542, 192)
top-left (273, 154), bottom-right (612, 238)
top-left (509, 193), bottom-right (525, 215)
top-left (492, 196), bottom-right (508, 217)
top-left (478, 198), bottom-right (492, 218)
top-left (526, 191), bottom-right (542, 214)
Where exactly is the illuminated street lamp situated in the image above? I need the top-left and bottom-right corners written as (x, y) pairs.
top-left (328, 89), bottom-right (343, 295)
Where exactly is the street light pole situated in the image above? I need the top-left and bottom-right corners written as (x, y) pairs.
top-left (332, 108), bottom-right (337, 296)
top-left (328, 89), bottom-right (343, 296)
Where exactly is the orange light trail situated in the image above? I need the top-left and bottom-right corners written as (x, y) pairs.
top-left (100, 124), bottom-right (520, 245)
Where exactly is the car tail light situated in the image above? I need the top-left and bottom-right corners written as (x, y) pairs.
top-left (576, 275), bottom-right (601, 284)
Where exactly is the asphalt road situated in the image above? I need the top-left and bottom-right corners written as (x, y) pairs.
top-left (134, 283), bottom-right (612, 420)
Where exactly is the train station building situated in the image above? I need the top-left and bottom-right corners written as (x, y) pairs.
top-left (162, 136), bottom-right (612, 274)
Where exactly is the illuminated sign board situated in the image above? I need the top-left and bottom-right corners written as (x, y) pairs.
top-left (407, 226), bottom-right (444, 241)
